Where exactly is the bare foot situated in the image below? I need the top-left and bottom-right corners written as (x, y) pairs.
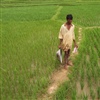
top-left (64, 64), bottom-right (68, 70)
top-left (67, 60), bottom-right (73, 66)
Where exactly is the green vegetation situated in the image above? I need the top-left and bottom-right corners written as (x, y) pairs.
top-left (54, 28), bottom-right (100, 100)
top-left (1, 20), bottom-right (62, 99)
top-left (58, 5), bottom-right (100, 27)
top-left (1, 6), bottom-right (58, 21)
top-left (1, 0), bottom-right (100, 7)
top-left (1, 0), bottom-right (100, 100)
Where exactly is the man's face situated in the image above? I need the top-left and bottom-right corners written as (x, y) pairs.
top-left (67, 19), bottom-right (72, 24)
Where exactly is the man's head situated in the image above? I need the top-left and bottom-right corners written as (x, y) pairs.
top-left (66, 14), bottom-right (73, 24)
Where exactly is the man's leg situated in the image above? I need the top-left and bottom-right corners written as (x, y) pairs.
top-left (67, 49), bottom-right (73, 66)
top-left (64, 49), bottom-right (70, 69)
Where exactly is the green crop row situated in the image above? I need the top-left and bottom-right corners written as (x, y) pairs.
top-left (57, 5), bottom-right (100, 27)
top-left (1, 4), bottom-right (100, 27)
top-left (1, 6), bottom-right (58, 21)
top-left (1, 20), bottom-right (64, 99)
top-left (1, 2), bottom-right (100, 100)
top-left (54, 28), bottom-right (100, 100)
top-left (1, 0), bottom-right (100, 7)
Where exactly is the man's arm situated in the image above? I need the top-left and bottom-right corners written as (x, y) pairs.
top-left (58, 39), bottom-right (63, 48)
top-left (73, 39), bottom-right (78, 48)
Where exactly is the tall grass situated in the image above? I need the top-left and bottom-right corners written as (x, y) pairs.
top-left (1, 1), bottom-right (100, 100)
top-left (1, 20), bottom-right (64, 99)
top-left (58, 5), bottom-right (100, 27)
top-left (54, 28), bottom-right (100, 99)
top-left (1, 6), bottom-right (58, 21)
top-left (1, 5), bottom-right (63, 99)
top-left (1, 0), bottom-right (100, 7)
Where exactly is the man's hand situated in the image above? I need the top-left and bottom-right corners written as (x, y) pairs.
top-left (73, 39), bottom-right (78, 48)
top-left (74, 44), bottom-right (78, 48)
top-left (58, 45), bottom-right (61, 49)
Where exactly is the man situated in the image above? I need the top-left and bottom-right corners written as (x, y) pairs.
top-left (58, 14), bottom-right (78, 69)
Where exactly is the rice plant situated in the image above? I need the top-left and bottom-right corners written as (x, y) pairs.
top-left (1, 0), bottom-right (100, 100)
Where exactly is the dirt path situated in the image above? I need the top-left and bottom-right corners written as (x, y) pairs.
top-left (37, 27), bottom-right (82, 100)
top-left (37, 26), bottom-right (100, 100)
top-left (51, 6), bottom-right (63, 20)
top-left (85, 26), bottom-right (100, 29)
top-left (47, 67), bottom-right (69, 94)
top-left (77, 27), bottom-right (82, 45)
top-left (38, 66), bottom-right (69, 100)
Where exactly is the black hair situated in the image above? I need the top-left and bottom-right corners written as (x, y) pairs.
top-left (66, 14), bottom-right (73, 20)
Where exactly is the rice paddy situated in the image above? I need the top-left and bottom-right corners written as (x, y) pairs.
top-left (54, 28), bottom-right (100, 100)
top-left (1, 0), bottom-right (100, 100)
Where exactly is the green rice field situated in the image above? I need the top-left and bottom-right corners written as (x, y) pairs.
top-left (54, 28), bottom-right (100, 100)
top-left (1, 0), bottom-right (100, 100)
